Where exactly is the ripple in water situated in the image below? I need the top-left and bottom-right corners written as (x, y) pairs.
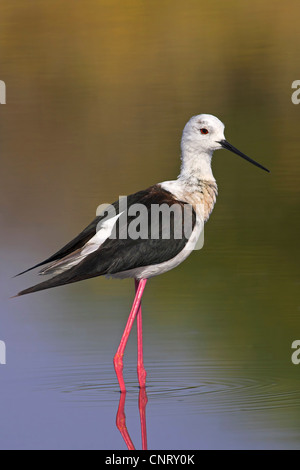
top-left (38, 359), bottom-right (300, 413)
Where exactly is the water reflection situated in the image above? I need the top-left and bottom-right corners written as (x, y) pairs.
top-left (36, 354), bottom-right (300, 446)
top-left (116, 389), bottom-right (148, 450)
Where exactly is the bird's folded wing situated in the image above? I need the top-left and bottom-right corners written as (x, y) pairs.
top-left (16, 185), bottom-right (197, 296)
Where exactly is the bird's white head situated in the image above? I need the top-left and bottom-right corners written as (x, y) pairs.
top-left (182, 114), bottom-right (225, 154)
top-left (179, 113), bottom-right (269, 183)
top-left (180, 114), bottom-right (225, 182)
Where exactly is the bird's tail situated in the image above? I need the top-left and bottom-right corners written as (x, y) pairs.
top-left (14, 242), bottom-right (107, 297)
top-left (14, 269), bottom-right (86, 297)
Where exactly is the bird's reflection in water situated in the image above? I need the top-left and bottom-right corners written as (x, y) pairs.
top-left (116, 389), bottom-right (148, 450)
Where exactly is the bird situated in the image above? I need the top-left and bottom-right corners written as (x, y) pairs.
top-left (15, 114), bottom-right (269, 392)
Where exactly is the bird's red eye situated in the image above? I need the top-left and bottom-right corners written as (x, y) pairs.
top-left (200, 128), bottom-right (209, 135)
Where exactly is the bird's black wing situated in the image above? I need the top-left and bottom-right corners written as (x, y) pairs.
top-left (15, 189), bottom-right (153, 276)
top-left (15, 216), bottom-right (104, 276)
top-left (16, 185), bottom-right (197, 296)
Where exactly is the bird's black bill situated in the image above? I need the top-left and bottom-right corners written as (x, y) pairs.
top-left (219, 140), bottom-right (270, 173)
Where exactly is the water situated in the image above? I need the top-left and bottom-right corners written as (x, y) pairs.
top-left (2, 270), bottom-right (300, 449)
top-left (1, 0), bottom-right (300, 450)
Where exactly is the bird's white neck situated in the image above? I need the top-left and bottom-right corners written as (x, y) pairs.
top-left (178, 143), bottom-right (215, 184)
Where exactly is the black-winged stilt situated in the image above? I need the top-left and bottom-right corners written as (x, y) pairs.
top-left (15, 114), bottom-right (269, 392)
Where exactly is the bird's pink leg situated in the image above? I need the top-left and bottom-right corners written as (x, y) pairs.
top-left (113, 279), bottom-right (147, 392)
top-left (135, 279), bottom-right (147, 389)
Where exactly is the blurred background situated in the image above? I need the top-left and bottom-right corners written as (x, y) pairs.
top-left (0, 0), bottom-right (299, 450)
